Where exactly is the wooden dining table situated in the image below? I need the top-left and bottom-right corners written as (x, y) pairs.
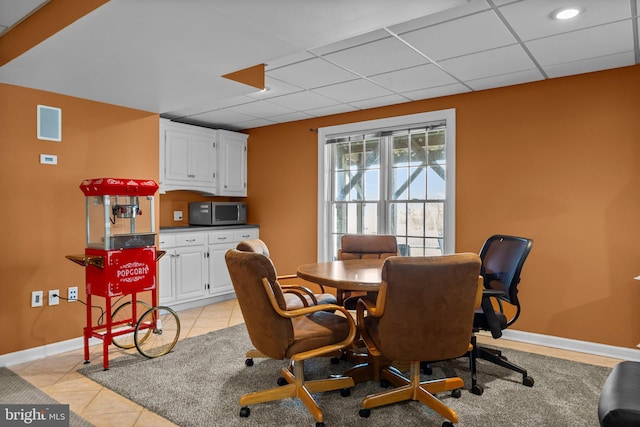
top-left (296, 258), bottom-right (385, 293)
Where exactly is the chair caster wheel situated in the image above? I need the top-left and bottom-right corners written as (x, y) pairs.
top-left (359, 408), bottom-right (371, 418)
top-left (340, 388), bottom-right (351, 397)
top-left (245, 358), bottom-right (254, 366)
top-left (523, 376), bottom-right (534, 387)
top-left (442, 421), bottom-right (454, 427)
top-left (315, 423), bottom-right (325, 427)
top-left (470, 384), bottom-right (484, 395)
top-left (380, 379), bottom-right (391, 388)
top-left (330, 357), bottom-right (340, 364)
top-left (239, 407), bottom-right (250, 417)
top-left (276, 377), bottom-right (288, 386)
top-left (451, 388), bottom-right (462, 398)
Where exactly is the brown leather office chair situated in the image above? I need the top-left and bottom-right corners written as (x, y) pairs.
top-left (225, 249), bottom-right (356, 426)
top-left (467, 234), bottom-right (534, 395)
top-left (356, 254), bottom-right (481, 427)
top-left (236, 239), bottom-right (336, 308)
top-left (337, 234), bottom-right (399, 309)
top-left (236, 239), bottom-right (339, 366)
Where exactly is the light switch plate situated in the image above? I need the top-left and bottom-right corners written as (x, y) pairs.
top-left (173, 211), bottom-right (183, 221)
top-left (40, 154), bottom-right (58, 165)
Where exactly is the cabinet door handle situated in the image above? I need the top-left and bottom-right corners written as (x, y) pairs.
top-left (241, 234), bottom-right (250, 238)
top-left (187, 174), bottom-right (195, 178)
top-left (217, 237), bottom-right (227, 241)
top-left (185, 238), bottom-right (196, 242)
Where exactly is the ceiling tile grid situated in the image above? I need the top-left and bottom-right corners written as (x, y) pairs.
top-left (204, 0), bottom-right (640, 130)
top-left (2, 0), bottom-right (637, 130)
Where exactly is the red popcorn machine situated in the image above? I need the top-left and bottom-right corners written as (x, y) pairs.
top-left (66, 178), bottom-right (179, 369)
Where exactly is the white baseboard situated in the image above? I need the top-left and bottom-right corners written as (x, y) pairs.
top-left (500, 329), bottom-right (640, 362)
top-left (3, 322), bottom-right (640, 368)
top-left (0, 295), bottom-right (237, 368)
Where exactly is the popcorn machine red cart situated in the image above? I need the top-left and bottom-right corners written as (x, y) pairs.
top-left (66, 178), bottom-right (179, 370)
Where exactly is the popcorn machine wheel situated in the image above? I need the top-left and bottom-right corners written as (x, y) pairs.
top-left (66, 178), bottom-right (180, 370)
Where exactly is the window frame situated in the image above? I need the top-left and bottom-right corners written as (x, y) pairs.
top-left (317, 108), bottom-right (456, 261)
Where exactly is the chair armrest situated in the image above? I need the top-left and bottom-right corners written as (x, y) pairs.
top-left (279, 274), bottom-right (327, 293)
top-left (281, 285), bottom-right (318, 305)
top-left (261, 278), bottom-right (357, 360)
top-left (355, 281), bottom-right (387, 326)
top-left (483, 289), bottom-right (506, 298)
top-left (480, 290), bottom-right (505, 339)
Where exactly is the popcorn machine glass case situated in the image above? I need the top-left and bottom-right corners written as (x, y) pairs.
top-left (66, 178), bottom-right (179, 369)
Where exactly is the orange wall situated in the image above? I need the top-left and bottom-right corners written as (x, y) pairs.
top-left (2, 66), bottom-right (639, 356)
top-left (0, 83), bottom-right (158, 355)
top-left (247, 65), bottom-right (640, 349)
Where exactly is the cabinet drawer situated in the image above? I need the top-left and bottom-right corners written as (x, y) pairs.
top-left (176, 233), bottom-right (206, 247)
top-left (158, 234), bottom-right (176, 248)
top-left (235, 228), bottom-right (259, 242)
top-left (208, 230), bottom-right (235, 245)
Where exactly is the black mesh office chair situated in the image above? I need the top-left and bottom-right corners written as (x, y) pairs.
top-left (468, 234), bottom-right (534, 395)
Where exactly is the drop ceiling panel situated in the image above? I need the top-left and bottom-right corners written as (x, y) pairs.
top-left (308, 29), bottom-right (390, 56)
top-left (311, 79), bottom-right (394, 103)
top-left (323, 37), bottom-right (430, 77)
top-left (266, 90), bottom-right (340, 111)
top-left (526, 21), bottom-right (634, 66)
top-left (349, 94), bottom-right (411, 110)
top-left (466, 68), bottom-right (544, 91)
top-left (400, 10), bottom-right (517, 61)
top-left (246, 78), bottom-right (304, 100)
top-left (542, 51), bottom-right (636, 78)
top-left (227, 100), bottom-right (296, 118)
top-left (498, 0), bottom-right (633, 41)
top-left (402, 83), bottom-right (471, 101)
top-left (305, 103), bottom-right (359, 117)
top-left (439, 44), bottom-right (536, 81)
top-left (368, 64), bottom-right (459, 93)
top-left (266, 57), bottom-right (358, 90)
top-left (263, 111), bottom-right (314, 124)
top-left (389, 1), bottom-right (491, 34)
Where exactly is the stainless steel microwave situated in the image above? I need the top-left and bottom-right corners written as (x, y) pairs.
top-left (188, 202), bottom-right (246, 226)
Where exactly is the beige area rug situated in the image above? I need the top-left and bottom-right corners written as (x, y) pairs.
top-left (79, 324), bottom-right (611, 426)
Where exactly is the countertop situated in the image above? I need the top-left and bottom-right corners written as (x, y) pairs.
top-left (159, 224), bottom-right (259, 233)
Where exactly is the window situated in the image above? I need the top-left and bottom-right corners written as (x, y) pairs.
top-left (317, 109), bottom-right (456, 261)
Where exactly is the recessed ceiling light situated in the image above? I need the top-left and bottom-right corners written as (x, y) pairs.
top-left (550, 7), bottom-right (584, 20)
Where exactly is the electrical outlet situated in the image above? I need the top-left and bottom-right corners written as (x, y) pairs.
top-left (173, 210), bottom-right (183, 221)
top-left (31, 291), bottom-right (43, 307)
top-left (68, 286), bottom-right (78, 302)
top-left (49, 289), bottom-right (59, 306)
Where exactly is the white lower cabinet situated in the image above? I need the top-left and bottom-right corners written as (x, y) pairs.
top-left (158, 235), bottom-right (176, 303)
top-left (159, 227), bottom-right (259, 309)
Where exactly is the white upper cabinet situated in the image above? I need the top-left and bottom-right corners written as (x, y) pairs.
top-left (217, 129), bottom-right (248, 197)
top-left (160, 119), bottom-right (248, 196)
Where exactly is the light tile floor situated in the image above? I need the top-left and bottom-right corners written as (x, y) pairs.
top-left (8, 299), bottom-right (623, 427)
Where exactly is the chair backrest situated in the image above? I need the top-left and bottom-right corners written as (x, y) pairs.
top-left (236, 238), bottom-right (270, 257)
top-left (225, 249), bottom-right (293, 359)
top-left (338, 234), bottom-right (398, 260)
top-left (479, 234), bottom-right (533, 307)
top-left (376, 253), bottom-right (481, 362)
